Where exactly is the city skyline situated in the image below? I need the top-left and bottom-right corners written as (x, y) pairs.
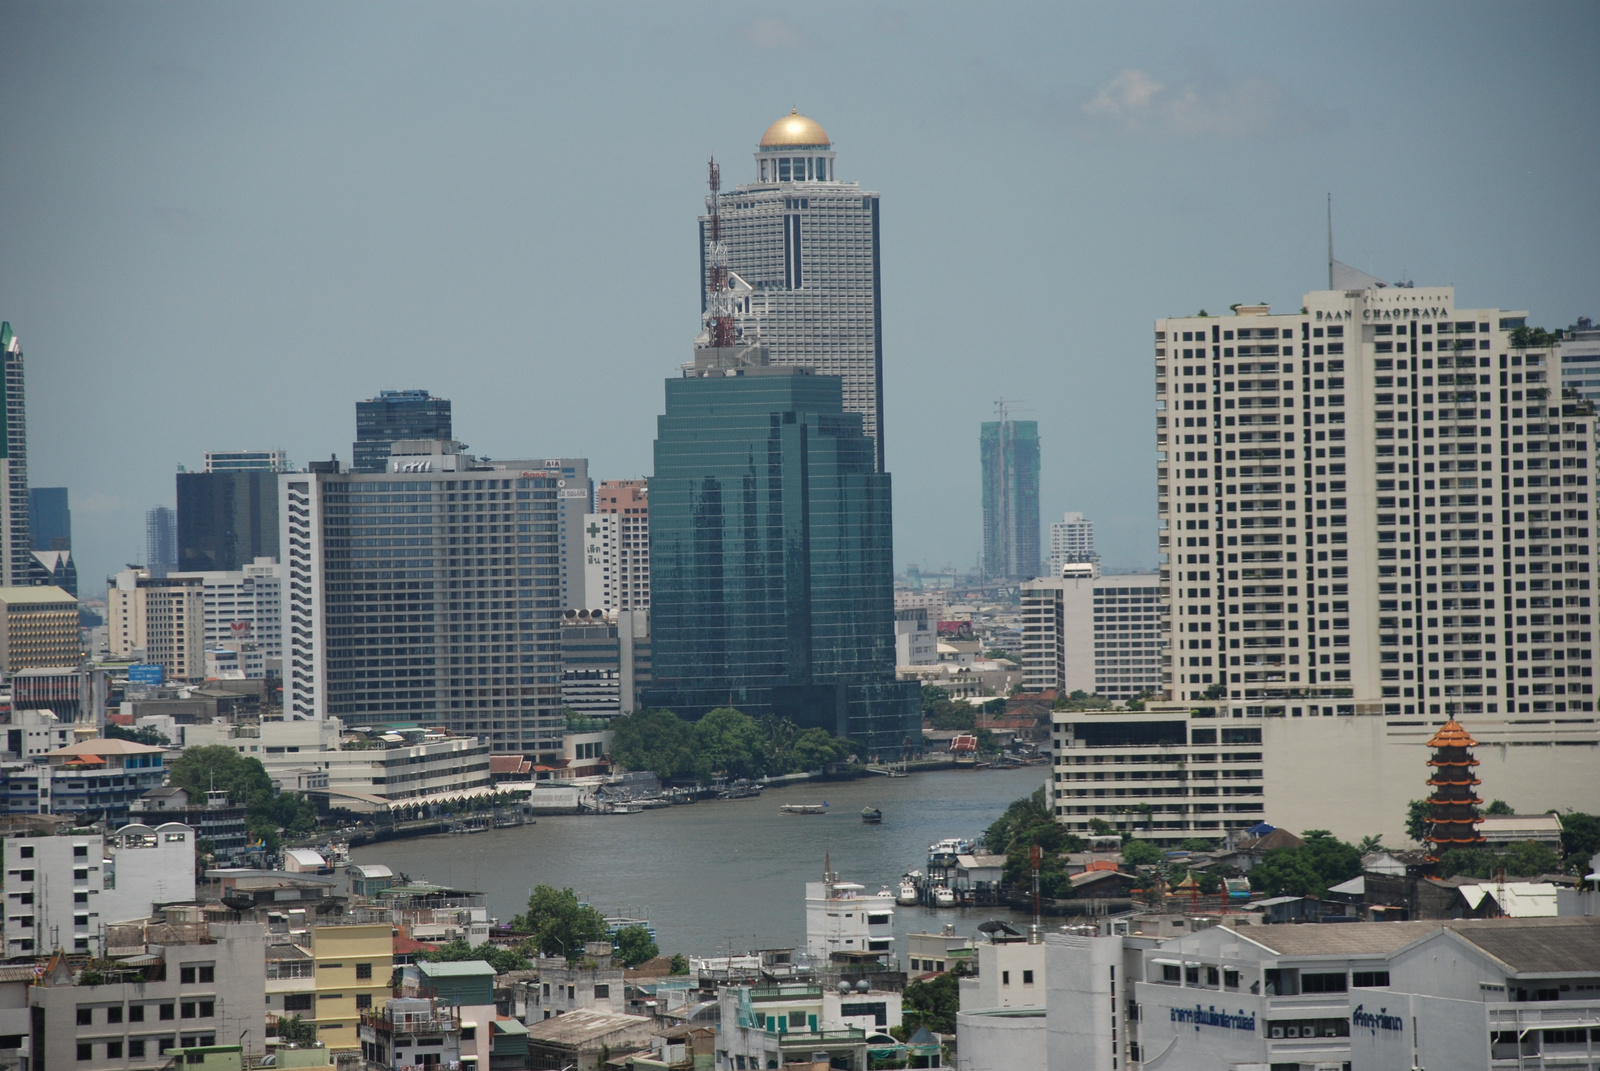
top-left (1, 4), bottom-right (1596, 596)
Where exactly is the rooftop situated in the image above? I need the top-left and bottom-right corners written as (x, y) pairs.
top-left (419, 960), bottom-right (496, 978)
top-left (1229, 920), bottom-right (1442, 957)
top-left (0, 585), bottom-right (76, 604)
top-left (523, 1008), bottom-right (653, 1045)
top-left (759, 110), bottom-right (830, 149)
top-left (1449, 917), bottom-right (1600, 974)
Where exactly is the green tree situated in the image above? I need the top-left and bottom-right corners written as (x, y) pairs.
top-left (900, 972), bottom-right (960, 1035)
top-left (421, 938), bottom-right (531, 973)
top-left (693, 707), bottom-right (768, 780)
top-left (1504, 840), bottom-right (1559, 878)
top-left (1179, 838), bottom-right (1218, 852)
top-left (1437, 848), bottom-right (1496, 880)
top-left (1358, 835), bottom-right (1384, 855)
top-left (759, 715), bottom-right (802, 775)
top-left (1559, 812), bottom-right (1600, 864)
top-left (614, 925), bottom-right (659, 967)
top-left (512, 885), bottom-right (610, 958)
top-left (791, 727), bottom-right (852, 771)
top-left (167, 745), bottom-right (273, 802)
top-left (1120, 839), bottom-right (1164, 868)
top-left (1405, 799), bottom-right (1432, 844)
top-left (668, 954), bottom-right (689, 975)
top-left (610, 709), bottom-right (699, 781)
top-left (1485, 799), bottom-right (1514, 816)
top-left (275, 1015), bottom-right (316, 1044)
top-left (1247, 831), bottom-right (1362, 897)
top-left (104, 722), bottom-right (169, 747)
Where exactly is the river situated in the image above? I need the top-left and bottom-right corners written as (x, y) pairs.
top-left (351, 766), bottom-right (1046, 961)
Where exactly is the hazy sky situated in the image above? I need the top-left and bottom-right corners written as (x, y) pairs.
top-left (2, 2), bottom-right (1596, 591)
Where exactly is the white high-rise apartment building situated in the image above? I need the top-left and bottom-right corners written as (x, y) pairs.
top-left (1045, 512), bottom-right (1097, 576)
top-left (1021, 567), bottom-right (1164, 702)
top-left (1156, 285), bottom-right (1596, 721)
top-left (170, 556), bottom-right (283, 660)
top-left (701, 111), bottom-right (886, 471)
top-left (280, 441), bottom-right (566, 757)
top-left (583, 479), bottom-right (648, 612)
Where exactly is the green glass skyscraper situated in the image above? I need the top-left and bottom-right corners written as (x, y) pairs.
top-left (645, 346), bottom-right (918, 754)
top-left (981, 416), bottom-right (1041, 580)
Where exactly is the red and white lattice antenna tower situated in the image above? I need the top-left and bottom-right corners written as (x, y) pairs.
top-left (705, 157), bottom-right (737, 348)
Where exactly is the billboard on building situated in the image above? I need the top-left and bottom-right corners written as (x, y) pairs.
top-left (128, 663), bottom-right (164, 686)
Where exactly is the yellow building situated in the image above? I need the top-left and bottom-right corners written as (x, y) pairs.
top-left (308, 922), bottom-right (393, 1050)
top-left (0, 586), bottom-right (79, 671)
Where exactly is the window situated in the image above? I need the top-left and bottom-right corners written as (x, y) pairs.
top-left (129, 1040), bottom-right (147, 1059)
top-left (198, 1001), bottom-right (214, 1018)
top-left (18, 846), bottom-right (31, 858)
top-left (1002, 971), bottom-right (1011, 985)
top-left (355, 994), bottom-right (372, 1010)
top-left (77, 1007), bottom-right (94, 1026)
top-left (788, 1011), bottom-right (807, 1030)
top-left (73, 845), bottom-right (88, 859)
top-left (129, 1005), bottom-right (145, 1022)
top-left (283, 994), bottom-right (313, 1012)
top-left (199, 965), bottom-right (215, 983)
top-left (181, 1002), bottom-right (196, 1019)
top-left (180, 966), bottom-right (196, 985)
top-left (77, 1042), bottom-right (94, 1062)
top-left (594, 984), bottom-right (610, 999)
top-left (1224, 969), bottom-right (1240, 989)
top-left (107, 1041), bottom-right (123, 1059)
top-left (1162, 964), bottom-right (1181, 983)
top-left (1300, 972), bottom-right (1347, 993)
top-left (355, 963), bottom-right (372, 981)
top-left (108, 1005), bottom-right (124, 1023)
top-left (1352, 970), bottom-right (1390, 987)
top-left (1022, 970), bottom-right (1035, 985)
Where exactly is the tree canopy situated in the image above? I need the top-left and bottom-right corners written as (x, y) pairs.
top-left (614, 925), bottom-right (659, 967)
top-left (984, 786), bottom-right (1085, 898)
top-left (166, 745), bottom-right (317, 851)
top-left (1248, 830), bottom-right (1362, 897)
top-left (609, 707), bottom-right (857, 783)
top-left (512, 885), bottom-right (610, 958)
top-left (900, 972), bottom-right (960, 1036)
top-left (421, 938), bottom-right (530, 973)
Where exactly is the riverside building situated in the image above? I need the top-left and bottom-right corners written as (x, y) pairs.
top-left (1077, 282), bottom-right (1600, 844)
top-left (700, 112), bottom-right (887, 471)
top-left (279, 440), bottom-right (565, 758)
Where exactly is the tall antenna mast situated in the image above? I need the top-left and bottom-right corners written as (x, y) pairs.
top-left (705, 158), bottom-right (737, 348)
top-left (1327, 193), bottom-right (1334, 290)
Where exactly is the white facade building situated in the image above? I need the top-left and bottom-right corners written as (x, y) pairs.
top-left (701, 112), bottom-right (886, 471)
top-left (279, 443), bottom-right (566, 757)
top-left (1561, 316), bottom-right (1600, 403)
top-left (204, 449), bottom-right (289, 473)
top-left (1046, 511), bottom-right (1098, 576)
top-left (894, 607), bottom-right (937, 667)
top-left (804, 869), bottom-right (895, 961)
top-left (1021, 568), bottom-right (1164, 701)
top-left (101, 821), bottom-right (198, 923)
top-left (170, 556), bottom-right (283, 663)
top-left (584, 479), bottom-right (649, 612)
top-left (1157, 285), bottom-right (1595, 720)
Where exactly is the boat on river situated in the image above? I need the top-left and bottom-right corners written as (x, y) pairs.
top-left (780, 802), bottom-right (828, 815)
top-left (897, 875), bottom-right (919, 905)
top-left (861, 806), bottom-right (882, 824)
top-left (932, 884), bottom-right (957, 908)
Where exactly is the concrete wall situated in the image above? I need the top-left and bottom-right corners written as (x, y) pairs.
top-left (1043, 933), bottom-right (1124, 1071)
top-left (955, 1008), bottom-right (1046, 1071)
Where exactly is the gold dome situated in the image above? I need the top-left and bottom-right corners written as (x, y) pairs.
top-left (760, 110), bottom-right (830, 148)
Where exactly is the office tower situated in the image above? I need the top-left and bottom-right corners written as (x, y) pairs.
top-left (145, 506), bottom-right (177, 578)
top-left (176, 468), bottom-right (280, 570)
top-left (204, 449), bottom-right (290, 473)
top-left (1046, 511), bottom-right (1097, 577)
top-left (980, 415), bottom-right (1041, 580)
top-left (27, 550), bottom-right (76, 596)
top-left (699, 112), bottom-right (887, 471)
top-left (645, 343), bottom-right (918, 752)
top-left (1155, 284), bottom-right (1600, 724)
top-left (29, 487), bottom-right (69, 550)
top-left (280, 440), bottom-right (565, 757)
top-left (107, 569), bottom-right (206, 679)
top-left (170, 556), bottom-right (283, 662)
top-left (1560, 316), bottom-right (1600, 403)
top-left (0, 324), bottom-right (28, 587)
top-left (1021, 566), bottom-right (1165, 702)
top-left (559, 608), bottom-right (651, 717)
top-left (0, 586), bottom-right (79, 672)
top-left (584, 479), bottom-right (649, 612)
top-left (353, 390), bottom-right (452, 473)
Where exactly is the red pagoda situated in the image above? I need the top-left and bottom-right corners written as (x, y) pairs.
top-left (1423, 718), bottom-right (1486, 857)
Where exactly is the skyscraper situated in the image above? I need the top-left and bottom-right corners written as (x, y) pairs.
top-left (700, 112), bottom-right (886, 471)
top-left (280, 440), bottom-right (565, 757)
top-left (645, 344), bottom-right (918, 753)
top-left (980, 415), bottom-right (1041, 580)
top-left (1155, 285), bottom-right (1596, 720)
top-left (177, 469), bottom-right (280, 571)
top-left (29, 487), bottom-right (70, 551)
top-left (584, 479), bottom-right (649, 612)
top-left (353, 390), bottom-right (452, 473)
top-left (1046, 511), bottom-right (1097, 577)
top-left (0, 324), bottom-right (29, 587)
top-left (145, 506), bottom-right (177, 579)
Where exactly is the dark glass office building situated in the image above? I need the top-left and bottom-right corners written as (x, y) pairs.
top-left (354, 390), bottom-right (453, 473)
top-left (645, 350), bottom-right (918, 755)
top-left (176, 471), bottom-right (280, 571)
top-left (29, 487), bottom-right (69, 551)
top-left (980, 418), bottom-right (1041, 580)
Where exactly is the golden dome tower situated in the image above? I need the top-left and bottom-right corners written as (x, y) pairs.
top-left (755, 109), bottom-right (836, 184)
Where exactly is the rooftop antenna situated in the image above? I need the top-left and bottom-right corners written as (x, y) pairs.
top-left (705, 158), bottom-right (737, 348)
top-left (1327, 193), bottom-right (1334, 291)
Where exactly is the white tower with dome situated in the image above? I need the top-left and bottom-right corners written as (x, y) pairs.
top-left (699, 111), bottom-right (887, 471)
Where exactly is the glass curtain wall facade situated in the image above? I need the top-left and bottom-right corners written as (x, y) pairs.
top-left (0, 324), bottom-right (28, 587)
top-left (646, 364), bottom-right (917, 753)
top-left (177, 471), bottom-right (280, 571)
top-left (980, 419), bottom-right (1041, 580)
top-left (353, 390), bottom-right (453, 474)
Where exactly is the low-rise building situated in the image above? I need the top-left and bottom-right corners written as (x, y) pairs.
top-left (531, 942), bottom-right (626, 1019)
top-left (714, 981), bottom-right (901, 1071)
top-left (300, 921), bottom-right (394, 1051)
top-left (40, 736), bottom-right (168, 827)
top-left (805, 868), bottom-right (895, 961)
top-left (29, 910), bottom-right (267, 1070)
top-left (358, 998), bottom-right (462, 1071)
top-left (560, 609), bottom-right (652, 718)
top-left (524, 1008), bottom-right (655, 1071)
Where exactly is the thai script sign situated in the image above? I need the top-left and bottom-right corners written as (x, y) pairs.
top-left (1170, 1005), bottom-right (1257, 1033)
top-left (1352, 1004), bottom-right (1404, 1036)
